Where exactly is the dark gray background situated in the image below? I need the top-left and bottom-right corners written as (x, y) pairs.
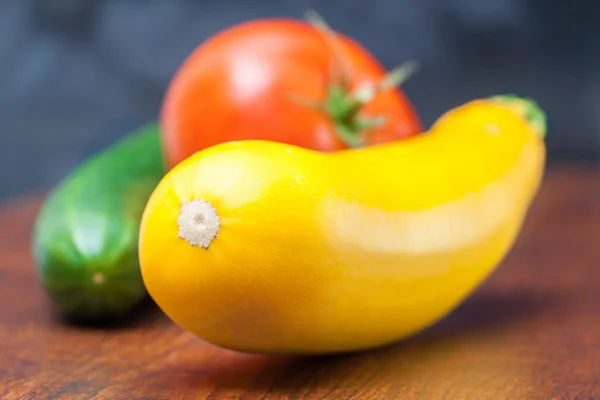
top-left (1, 0), bottom-right (599, 200)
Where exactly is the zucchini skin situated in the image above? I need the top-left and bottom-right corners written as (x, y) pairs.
top-left (33, 124), bottom-right (166, 322)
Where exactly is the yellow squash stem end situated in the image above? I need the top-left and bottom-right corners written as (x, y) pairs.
top-left (490, 94), bottom-right (548, 138)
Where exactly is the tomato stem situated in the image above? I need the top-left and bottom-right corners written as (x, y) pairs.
top-left (305, 10), bottom-right (351, 88)
top-left (286, 92), bottom-right (325, 111)
top-left (351, 61), bottom-right (420, 104)
top-left (322, 61), bottom-right (418, 147)
top-left (299, 10), bottom-right (420, 148)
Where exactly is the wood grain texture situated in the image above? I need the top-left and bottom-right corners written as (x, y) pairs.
top-left (1, 165), bottom-right (600, 400)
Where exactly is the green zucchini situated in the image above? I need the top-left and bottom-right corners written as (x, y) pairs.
top-left (33, 123), bottom-right (166, 322)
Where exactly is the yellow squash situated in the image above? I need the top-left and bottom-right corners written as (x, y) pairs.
top-left (138, 95), bottom-right (546, 354)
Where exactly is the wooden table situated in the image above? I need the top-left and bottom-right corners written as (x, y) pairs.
top-left (1, 165), bottom-right (600, 400)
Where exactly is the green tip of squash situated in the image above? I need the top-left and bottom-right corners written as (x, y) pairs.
top-left (490, 94), bottom-right (548, 139)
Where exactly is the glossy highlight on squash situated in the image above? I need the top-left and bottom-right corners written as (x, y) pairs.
top-left (139, 95), bottom-right (547, 354)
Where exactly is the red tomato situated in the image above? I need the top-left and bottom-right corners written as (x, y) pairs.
top-left (160, 17), bottom-right (422, 169)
